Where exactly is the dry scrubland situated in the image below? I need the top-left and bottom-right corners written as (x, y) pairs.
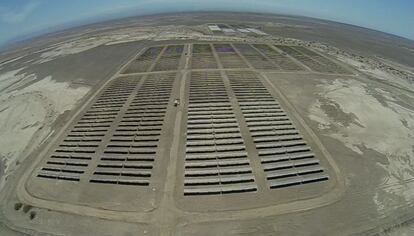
top-left (0, 13), bottom-right (413, 235)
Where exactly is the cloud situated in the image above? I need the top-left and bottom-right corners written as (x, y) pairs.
top-left (0, 1), bottom-right (41, 24)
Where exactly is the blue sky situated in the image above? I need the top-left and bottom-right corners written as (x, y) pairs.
top-left (0, 0), bottom-right (413, 47)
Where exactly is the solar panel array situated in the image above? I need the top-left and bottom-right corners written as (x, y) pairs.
top-left (35, 43), bottom-right (338, 197)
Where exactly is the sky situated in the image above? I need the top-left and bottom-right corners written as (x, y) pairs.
top-left (0, 0), bottom-right (413, 47)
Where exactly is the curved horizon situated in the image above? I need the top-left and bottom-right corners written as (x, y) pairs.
top-left (0, 0), bottom-right (413, 48)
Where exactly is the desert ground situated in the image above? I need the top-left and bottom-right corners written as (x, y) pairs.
top-left (0, 12), bottom-right (413, 236)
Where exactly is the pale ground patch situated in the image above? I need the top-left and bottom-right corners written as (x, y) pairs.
top-left (0, 67), bottom-right (28, 92)
top-left (37, 37), bottom-right (112, 63)
top-left (336, 55), bottom-right (414, 91)
top-left (36, 26), bottom-right (188, 63)
top-left (35, 24), bottom-right (248, 63)
top-left (36, 27), bottom-right (154, 63)
top-left (308, 78), bottom-right (414, 214)
top-left (105, 34), bottom-right (156, 45)
top-left (0, 69), bottom-right (90, 192)
top-left (381, 222), bottom-right (414, 236)
top-left (0, 55), bottom-right (25, 67)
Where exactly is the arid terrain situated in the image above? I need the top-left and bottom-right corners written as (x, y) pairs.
top-left (0, 12), bottom-right (413, 236)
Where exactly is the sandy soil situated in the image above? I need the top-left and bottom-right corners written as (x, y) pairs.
top-left (33, 25), bottom-right (205, 64)
top-left (383, 222), bottom-right (414, 236)
top-left (334, 55), bottom-right (414, 91)
top-left (308, 78), bottom-right (414, 215)
top-left (0, 13), bottom-right (413, 235)
top-left (19, 24), bottom-right (260, 66)
top-left (0, 69), bottom-right (89, 192)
